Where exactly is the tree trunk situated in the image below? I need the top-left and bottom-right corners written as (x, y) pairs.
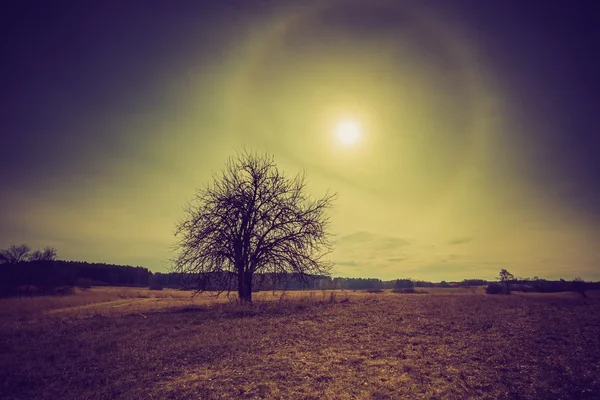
top-left (245, 272), bottom-right (253, 303)
top-left (237, 269), bottom-right (253, 303)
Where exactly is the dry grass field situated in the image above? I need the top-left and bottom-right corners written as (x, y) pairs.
top-left (1, 287), bottom-right (599, 399)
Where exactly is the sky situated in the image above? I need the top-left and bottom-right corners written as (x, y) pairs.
top-left (1, 0), bottom-right (599, 281)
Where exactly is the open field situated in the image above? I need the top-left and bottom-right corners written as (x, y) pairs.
top-left (1, 287), bottom-right (599, 399)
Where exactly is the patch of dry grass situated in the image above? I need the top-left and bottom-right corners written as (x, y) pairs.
top-left (0, 287), bottom-right (188, 316)
top-left (1, 288), bottom-right (599, 399)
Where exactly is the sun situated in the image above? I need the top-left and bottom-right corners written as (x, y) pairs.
top-left (335, 120), bottom-right (361, 145)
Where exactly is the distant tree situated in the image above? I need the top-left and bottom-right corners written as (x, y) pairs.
top-left (439, 280), bottom-right (450, 288)
top-left (498, 269), bottom-right (515, 294)
top-left (173, 150), bottom-right (335, 303)
top-left (343, 278), bottom-right (383, 290)
top-left (28, 246), bottom-right (58, 262)
top-left (395, 279), bottom-right (414, 289)
top-left (571, 277), bottom-right (587, 298)
top-left (414, 280), bottom-right (434, 288)
top-left (0, 244), bottom-right (31, 264)
top-left (462, 278), bottom-right (487, 287)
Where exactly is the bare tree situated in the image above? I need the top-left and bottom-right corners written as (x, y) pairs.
top-left (0, 244), bottom-right (31, 264)
top-left (174, 151), bottom-right (335, 303)
top-left (28, 247), bottom-right (58, 262)
top-left (498, 269), bottom-right (515, 294)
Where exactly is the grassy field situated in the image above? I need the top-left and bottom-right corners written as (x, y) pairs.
top-left (1, 287), bottom-right (599, 399)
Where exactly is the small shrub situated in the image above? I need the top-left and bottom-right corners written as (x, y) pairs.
top-left (51, 286), bottom-right (74, 296)
top-left (486, 283), bottom-right (507, 295)
top-left (75, 278), bottom-right (93, 289)
top-left (148, 282), bottom-right (164, 291)
top-left (395, 279), bottom-right (414, 289)
top-left (365, 289), bottom-right (384, 294)
top-left (511, 283), bottom-right (535, 292)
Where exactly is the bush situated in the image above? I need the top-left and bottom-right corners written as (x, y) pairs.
top-left (148, 282), bottom-right (164, 291)
top-left (511, 283), bottom-right (535, 292)
top-left (395, 279), bottom-right (414, 289)
top-left (54, 286), bottom-right (74, 296)
top-left (485, 283), bottom-right (507, 295)
top-left (75, 278), bottom-right (93, 289)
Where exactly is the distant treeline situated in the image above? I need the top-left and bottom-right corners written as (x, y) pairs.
top-left (2, 243), bottom-right (598, 297)
top-left (150, 273), bottom-right (394, 291)
top-left (150, 272), bottom-right (332, 291)
top-left (0, 260), bottom-right (151, 297)
top-left (505, 278), bottom-right (600, 293)
top-left (148, 274), bottom-right (487, 291)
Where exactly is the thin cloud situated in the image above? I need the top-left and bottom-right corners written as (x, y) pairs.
top-left (334, 260), bottom-right (358, 267)
top-left (335, 231), bottom-right (410, 248)
top-left (334, 231), bottom-right (377, 245)
top-left (448, 237), bottom-right (473, 245)
top-left (380, 237), bottom-right (411, 250)
top-left (387, 257), bottom-right (407, 263)
top-left (440, 254), bottom-right (459, 262)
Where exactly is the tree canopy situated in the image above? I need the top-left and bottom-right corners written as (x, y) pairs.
top-left (173, 151), bottom-right (335, 302)
top-left (498, 269), bottom-right (515, 294)
top-left (0, 244), bottom-right (33, 264)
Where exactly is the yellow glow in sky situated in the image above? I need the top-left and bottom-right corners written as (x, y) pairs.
top-left (335, 120), bottom-right (361, 145)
